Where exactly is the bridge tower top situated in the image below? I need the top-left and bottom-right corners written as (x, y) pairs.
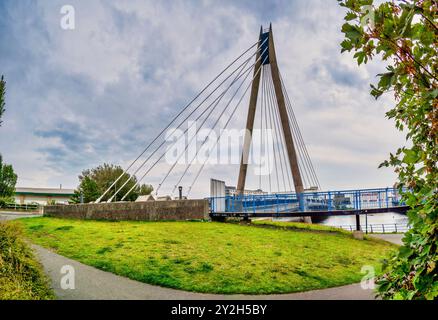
top-left (236, 24), bottom-right (305, 196)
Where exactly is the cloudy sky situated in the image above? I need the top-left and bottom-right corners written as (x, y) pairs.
top-left (0, 0), bottom-right (405, 198)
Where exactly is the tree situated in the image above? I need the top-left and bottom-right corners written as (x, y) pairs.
top-left (72, 163), bottom-right (153, 203)
top-left (72, 176), bottom-right (99, 203)
top-left (0, 76), bottom-right (16, 206)
top-left (338, 0), bottom-right (437, 300)
top-left (0, 75), bottom-right (5, 127)
top-left (0, 155), bottom-right (17, 199)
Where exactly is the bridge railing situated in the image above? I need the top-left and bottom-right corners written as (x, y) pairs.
top-left (0, 203), bottom-right (41, 212)
top-left (209, 187), bottom-right (405, 214)
top-left (337, 222), bottom-right (411, 234)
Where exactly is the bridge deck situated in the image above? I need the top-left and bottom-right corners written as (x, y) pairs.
top-left (209, 187), bottom-right (407, 220)
top-left (210, 206), bottom-right (410, 219)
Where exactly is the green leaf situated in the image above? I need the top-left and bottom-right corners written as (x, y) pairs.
top-left (402, 149), bottom-right (419, 164)
top-left (378, 72), bottom-right (395, 89)
top-left (341, 40), bottom-right (354, 52)
top-left (345, 12), bottom-right (358, 21)
top-left (341, 23), bottom-right (363, 42)
top-left (398, 246), bottom-right (413, 259)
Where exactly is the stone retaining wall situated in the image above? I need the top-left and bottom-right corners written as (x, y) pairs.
top-left (43, 200), bottom-right (209, 221)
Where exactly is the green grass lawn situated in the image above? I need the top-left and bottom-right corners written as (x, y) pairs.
top-left (17, 217), bottom-right (397, 295)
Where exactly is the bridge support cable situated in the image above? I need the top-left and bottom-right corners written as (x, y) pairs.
top-left (261, 66), bottom-right (272, 194)
top-left (266, 68), bottom-right (289, 192)
top-left (280, 73), bottom-right (321, 190)
top-left (110, 59), bottom-right (251, 201)
top-left (279, 73), bottom-right (319, 189)
top-left (263, 65), bottom-right (281, 192)
top-left (155, 53), bottom-right (257, 195)
top-left (272, 71), bottom-right (318, 190)
top-left (258, 66), bottom-right (264, 190)
top-left (271, 68), bottom-right (310, 191)
top-left (269, 68), bottom-right (315, 191)
top-left (120, 64), bottom-right (253, 201)
top-left (186, 54), bottom-right (269, 198)
top-left (109, 46), bottom-right (268, 202)
top-left (110, 49), bottom-right (263, 202)
top-left (122, 46), bottom-right (271, 201)
top-left (96, 40), bottom-right (264, 203)
top-left (168, 45), bottom-right (271, 197)
top-left (266, 66), bottom-right (294, 192)
top-left (284, 90), bottom-right (320, 190)
top-left (167, 49), bottom-right (272, 198)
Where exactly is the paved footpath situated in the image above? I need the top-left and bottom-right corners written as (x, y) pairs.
top-left (0, 211), bottom-right (42, 221)
top-left (1, 213), bottom-right (402, 300)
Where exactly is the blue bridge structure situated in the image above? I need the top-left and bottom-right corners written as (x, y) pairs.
top-left (209, 187), bottom-right (409, 220)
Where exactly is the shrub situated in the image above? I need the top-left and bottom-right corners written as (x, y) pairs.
top-left (0, 222), bottom-right (53, 300)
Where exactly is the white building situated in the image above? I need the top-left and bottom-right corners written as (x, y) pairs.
top-left (225, 185), bottom-right (267, 197)
top-left (14, 187), bottom-right (75, 205)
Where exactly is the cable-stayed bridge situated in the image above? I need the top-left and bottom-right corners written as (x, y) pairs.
top-left (95, 25), bottom-right (408, 220)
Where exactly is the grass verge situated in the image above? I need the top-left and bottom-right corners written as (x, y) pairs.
top-left (0, 222), bottom-right (53, 300)
top-left (17, 217), bottom-right (397, 295)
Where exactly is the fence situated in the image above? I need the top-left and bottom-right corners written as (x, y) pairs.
top-left (0, 203), bottom-right (41, 212)
top-left (337, 222), bottom-right (410, 234)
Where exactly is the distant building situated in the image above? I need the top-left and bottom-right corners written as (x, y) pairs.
top-left (14, 187), bottom-right (75, 205)
top-left (136, 194), bottom-right (175, 202)
top-left (225, 185), bottom-right (267, 197)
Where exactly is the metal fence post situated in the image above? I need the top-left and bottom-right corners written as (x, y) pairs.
top-left (378, 190), bottom-right (382, 208)
top-left (358, 191), bottom-right (362, 210)
top-left (328, 192), bottom-right (332, 211)
top-left (386, 188), bottom-right (389, 208)
top-left (365, 212), bottom-right (368, 234)
top-left (299, 193), bottom-right (305, 212)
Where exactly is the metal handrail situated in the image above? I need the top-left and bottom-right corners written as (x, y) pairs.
top-left (0, 203), bottom-right (41, 211)
top-left (336, 222), bottom-right (410, 234)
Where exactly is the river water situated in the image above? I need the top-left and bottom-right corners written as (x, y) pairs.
top-left (272, 211), bottom-right (409, 232)
top-left (318, 211), bottom-right (409, 228)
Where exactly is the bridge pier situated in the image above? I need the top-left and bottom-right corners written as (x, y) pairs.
top-left (355, 214), bottom-right (361, 231)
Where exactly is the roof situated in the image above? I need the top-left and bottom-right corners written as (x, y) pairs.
top-left (136, 194), bottom-right (157, 202)
top-left (15, 187), bottom-right (75, 197)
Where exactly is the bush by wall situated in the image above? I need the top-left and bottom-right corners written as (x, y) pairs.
top-left (0, 222), bottom-right (53, 300)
